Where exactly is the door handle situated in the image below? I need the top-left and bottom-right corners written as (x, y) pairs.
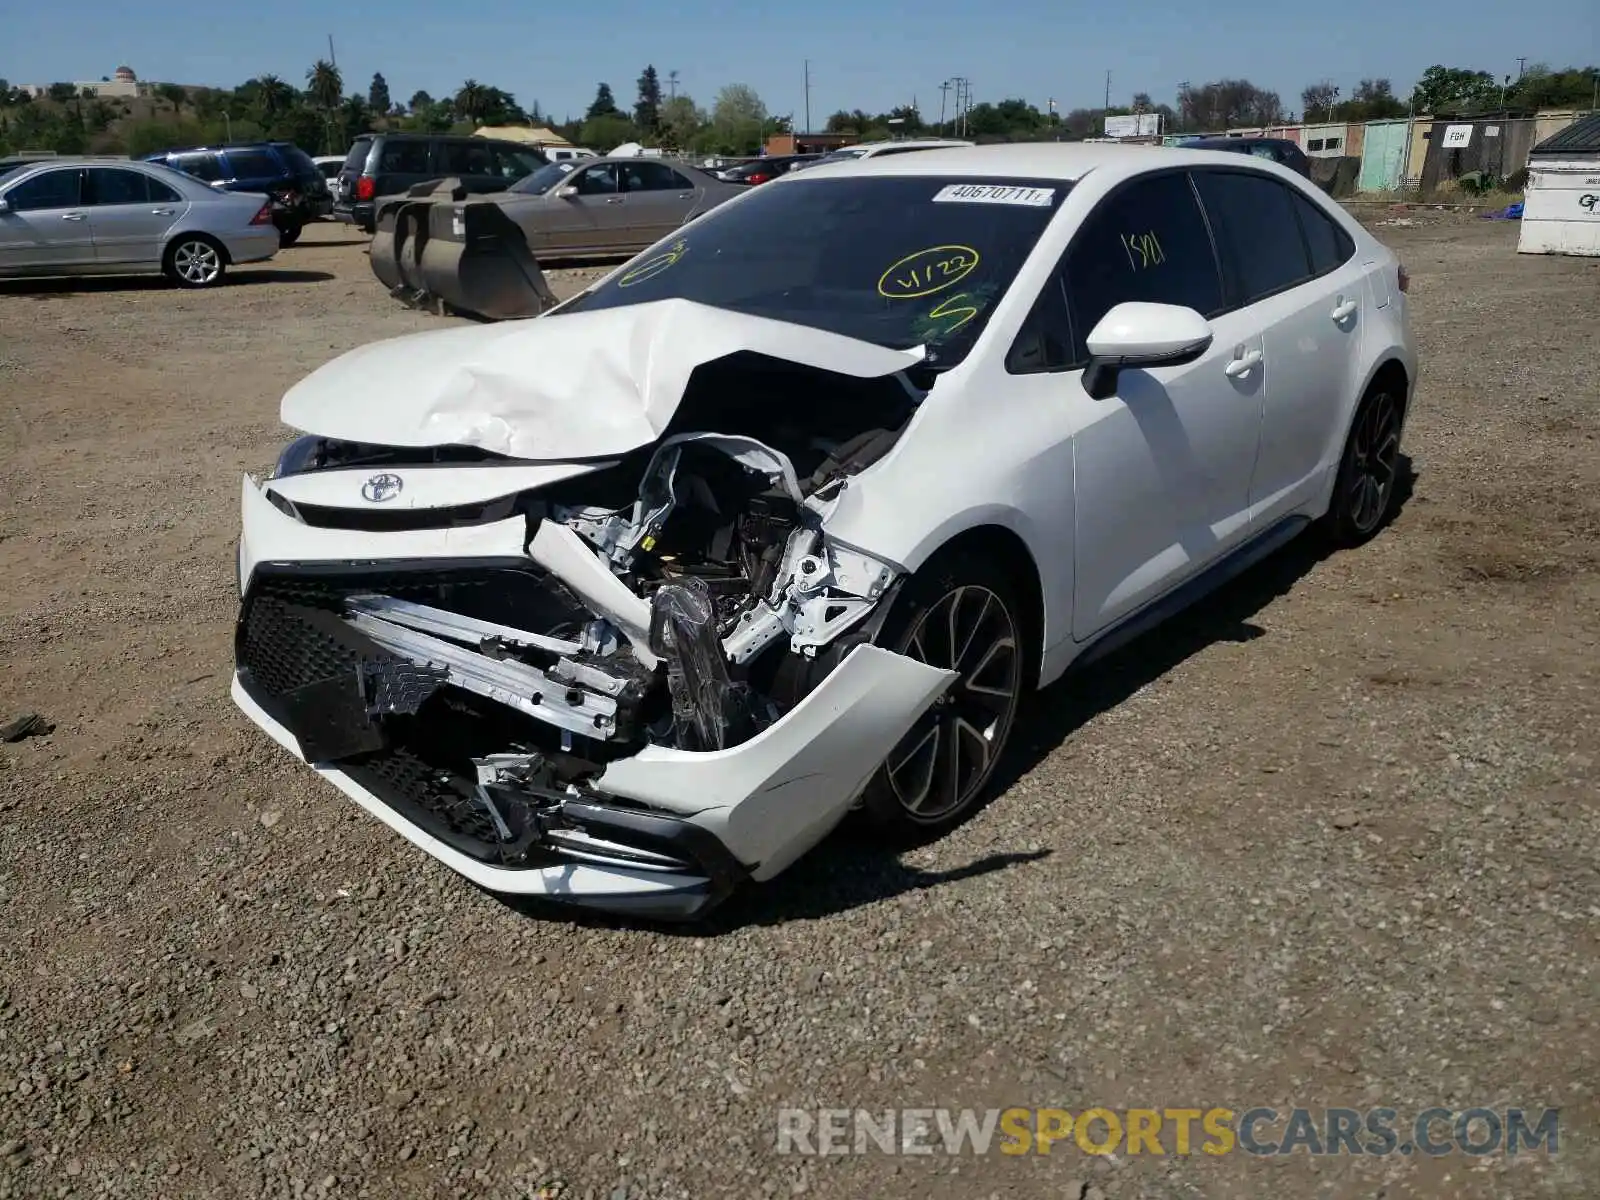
top-left (60, 212), bottom-right (86, 221)
top-left (1331, 297), bottom-right (1359, 321)
top-left (604, 197), bottom-right (624, 204)
top-left (1224, 349), bottom-right (1262, 378)
top-left (150, 208), bottom-right (175, 215)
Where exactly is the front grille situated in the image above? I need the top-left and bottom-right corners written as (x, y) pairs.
top-left (284, 495), bottom-right (520, 532)
top-left (236, 561), bottom-right (600, 863)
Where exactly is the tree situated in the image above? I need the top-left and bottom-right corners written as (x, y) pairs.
top-left (1409, 65), bottom-right (1498, 114)
top-left (454, 79), bottom-right (490, 124)
top-left (369, 72), bottom-right (391, 116)
top-left (707, 83), bottom-right (766, 152)
top-left (1179, 79), bottom-right (1283, 130)
top-left (46, 82), bottom-right (76, 103)
top-left (656, 95), bottom-right (704, 149)
top-left (1301, 80), bottom-right (1339, 121)
top-left (1507, 63), bottom-right (1600, 111)
top-left (305, 60), bottom-right (342, 111)
top-left (580, 113), bottom-right (637, 151)
top-left (586, 82), bottom-right (620, 120)
top-left (250, 75), bottom-right (296, 123)
top-left (409, 89), bottom-right (434, 112)
top-left (634, 65), bottom-right (662, 131)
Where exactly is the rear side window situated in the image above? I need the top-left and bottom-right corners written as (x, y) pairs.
top-left (85, 167), bottom-right (150, 205)
top-left (1192, 170), bottom-right (1312, 305)
top-left (438, 141), bottom-right (496, 176)
top-left (279, 146), bottom-right (318, 175)
top-left (492, 146), bottom-right (545, 179)
top-left (224, 149), bottom-right (281, 179)
top-left (4, 168), bottom-right (82, 210)
top-left (1062, 171), bottom-right (1224, 364)
top-left (623, 161), bottom-right (693, 191)
top-left (343, 138), bottom-right (374, 171)
top-left (378, 140), bottom-right (430, 174)
top-left (1291, 190), bottom-right (1354, 276)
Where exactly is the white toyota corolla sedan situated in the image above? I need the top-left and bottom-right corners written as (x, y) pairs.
top-left (232, 144), bottom-right (1416, 918)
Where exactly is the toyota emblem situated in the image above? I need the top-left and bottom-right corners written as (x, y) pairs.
top-left (361, 472), bottom-right (404, 503)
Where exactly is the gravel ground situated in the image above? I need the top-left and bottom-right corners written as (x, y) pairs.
top-left (0, 217), bottom-right (1596, 1199)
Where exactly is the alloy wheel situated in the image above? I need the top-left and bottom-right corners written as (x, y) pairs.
top-left (885, 584), bottom-right (1022, 823)
top-left (173, 240), bottom-right (222, 286)
top-left (1346, 391), bottom-right (1400, 534)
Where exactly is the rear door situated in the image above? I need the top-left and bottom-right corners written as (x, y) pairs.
top-left (1191, 168), bottom-right (1364, 522)
top-left (83, 167), bottom-right (188, 264)
top-left (617, 160), bottom-right (702, 249)
top-left (217, 147), bottom-right (284, 194)
top-left (0, 167), bottom-right (93, 270)
top-left (373, 138), bottom-right (433, 199)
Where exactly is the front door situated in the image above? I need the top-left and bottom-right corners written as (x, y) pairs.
top-left (1061, 170), bottom-right (1265, 640)
top-left (84, 167), bottom-right (188, 265)
top-left (541, 163), bottom-right (630, 252)
top-left (0, 167), bottom-right (93, 271)
top-left (1191, 169), bottom-right (1364, 522)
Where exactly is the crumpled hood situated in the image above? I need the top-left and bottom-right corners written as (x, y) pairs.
top-left (280, 299), bottom-right (927, 461)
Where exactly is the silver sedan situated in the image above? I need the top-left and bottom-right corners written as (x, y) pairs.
top-left (484, 156), bottom-right (745, 259)
top-left (0, 158), bottom-right (281, 288)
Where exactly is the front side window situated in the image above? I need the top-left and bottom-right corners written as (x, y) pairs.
top-left (561, 174), bottom-right (1069, 369)
top-left (1062, 171), bottom-right (1223, 364)
top-left (510, 161), bottom-right (578, 195)
top-left (4, 168), bottom-right (82, 211)
top-left (85, 168), bottom-right (150, 205)
top-left (572, 164), bottom-right (621, 195)
top-left (1192, 169), bottom-right (1312, 305)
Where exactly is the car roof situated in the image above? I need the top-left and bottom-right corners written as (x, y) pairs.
top-left (790, 141), bottom-right (1304, 183)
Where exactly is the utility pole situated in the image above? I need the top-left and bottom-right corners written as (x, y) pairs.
top-left (327, 34), bottom-right (337, 69)
top-left (803, 60), bottom-right (811, 134)
top-left (1104, 70), bottom-right (1111, 111)
top-left (1178, 80), bottom-right (1189, 132)
top-left (667, 69), bottom-right (679, 101)
top-left (1516, 57), bottom-right (1527, 79)
top-left (939, 79), bottom-right (951, 133)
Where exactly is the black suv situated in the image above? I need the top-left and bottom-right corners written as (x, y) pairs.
top-left (143, 142), bottom-right (331, 245)
top-left (1181, 136), bottom-right (1312, 177)
top-left (333, 134), bottom-right (549, 232)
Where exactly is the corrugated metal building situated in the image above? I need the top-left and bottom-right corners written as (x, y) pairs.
top-left (1518, 112), bottom-right (1600, 256)
top-left (1416, 117), bottom-right (1543, 193)
top-left (1358, 118), bottom-right (1411, 192)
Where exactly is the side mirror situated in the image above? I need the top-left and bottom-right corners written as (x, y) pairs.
top-left (554, 184), bottom-right (579, 199)
top-left (1081, 301), bottom-right (1213, 400)
top-left (0, 197), bottom-right (9, 214)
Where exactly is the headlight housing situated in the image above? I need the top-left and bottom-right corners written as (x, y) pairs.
top-left (272, 434), bottom-right (327, 479)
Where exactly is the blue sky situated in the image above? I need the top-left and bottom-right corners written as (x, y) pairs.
top-left (5, 0), bottom-right (1595, 125)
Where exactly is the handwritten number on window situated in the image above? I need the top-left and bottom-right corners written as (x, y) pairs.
top-left (1120, 231), bottom-right (1165, 271)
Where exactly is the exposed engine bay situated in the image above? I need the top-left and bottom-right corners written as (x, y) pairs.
top-left (234, 353), bottom-right (936, 890)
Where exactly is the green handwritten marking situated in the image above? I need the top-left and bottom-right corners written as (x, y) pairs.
top-left (927, 292), bottom-right (980, 335)
top-left (1120, 231), bottom-right (1166, 271)
top-left (878, 245), bottom-right (981, 299)
top-left (618, 239), bottom-right (689, 288)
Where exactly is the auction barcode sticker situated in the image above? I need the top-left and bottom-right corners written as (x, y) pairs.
top-left (931, 184), bottom-right (1056, 207)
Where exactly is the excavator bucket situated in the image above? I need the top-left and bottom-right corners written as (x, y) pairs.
top-left (368, 177), bottom-right (557, 322)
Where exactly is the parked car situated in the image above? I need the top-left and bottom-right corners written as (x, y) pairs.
top-left (143, 142), bottom-right (331, 246)
top-left (715, 154), bottom-right (821, 184)
top-left (312, 155), bottom-right (345, 180)
top-left (232, 143), bottom-right (1415, 918)
top-left (543, 146), bottom-right (599, 163)
top-left (0, 158), bottom-right (279, 287)
top-left (478, 155), bottom-right (744, 258)
top-left (1179, 136), bottom-right (1311, 177)
top-left (334, 134), bottom-right (549, 233)
top-left (812, 137), bottom-right (976, 165)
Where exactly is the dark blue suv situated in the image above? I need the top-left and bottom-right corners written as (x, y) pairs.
top-left (143, 142), bottom-right (332, 246)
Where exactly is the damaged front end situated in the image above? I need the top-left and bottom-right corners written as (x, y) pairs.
top-left (233, 344), bottom-right (954, 918)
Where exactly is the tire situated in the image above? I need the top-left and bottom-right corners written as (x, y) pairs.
top-left (1323, 383), bottom-right (1404, 547)
top-left (857, 548), bottom-right (1030, 840)
top-left (278, 222), bottom-right (303, 248)
top-left (163, 235), bottom-right (227, 288)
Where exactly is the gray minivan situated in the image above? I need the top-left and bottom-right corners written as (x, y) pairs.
top-left (333, 134), bottom-right (549, 232)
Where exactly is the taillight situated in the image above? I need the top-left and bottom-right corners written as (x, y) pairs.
top-left (747, 173), bottom-right (770, 185)
top-left (355, 176), bottom-right (375, 201)
top-left (1397, 262), bottom-right (1409, 293)
top-left (249, 202), bottom-right (274, 225)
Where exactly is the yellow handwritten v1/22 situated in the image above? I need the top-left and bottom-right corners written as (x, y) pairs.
top-left (1121, 231), bottom-right (1165, 270)
top-left (878, 245), bottom-right (980, 299)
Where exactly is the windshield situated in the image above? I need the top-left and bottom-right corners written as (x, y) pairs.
top-left (510, 160), bottom-right (578, 195)
top-left (559, 175), bottom-right (1068, 367)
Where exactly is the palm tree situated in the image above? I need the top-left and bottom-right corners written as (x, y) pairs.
top-left (305, 60), bottom-right (343, 112)
top-left (454, 79), bottom-right (489, 126)
top-left (253, 74), bottom-right (295, 122)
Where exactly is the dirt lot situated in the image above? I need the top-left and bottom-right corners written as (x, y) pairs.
top-left (0, 217), bottom-right (1596, 1200)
